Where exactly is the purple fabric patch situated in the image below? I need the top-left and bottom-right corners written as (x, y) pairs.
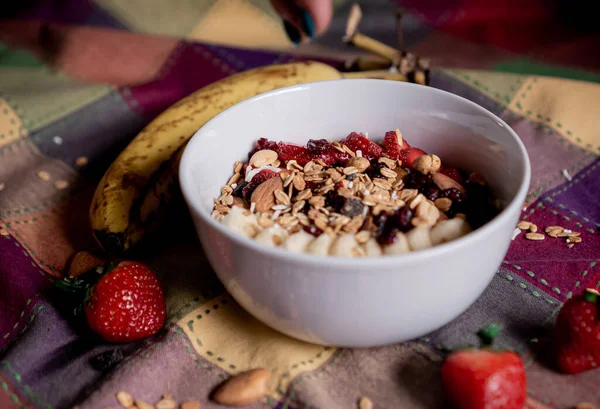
top-left (500, 111), bottom-right (597, 201)
top-left (0, 232), bottom-right (48, 350)
top-left (542, 158), bottom-right (600, 226)
top-left (504, 201), bottom-right (600, 299)
top-left (123, 42), bottom-right (233, 120)
top-left (8, 0), bottom-right (94, 25)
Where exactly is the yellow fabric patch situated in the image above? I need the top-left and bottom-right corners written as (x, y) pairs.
top-left (509, 76), bottom-right (600, 154)
top-left (188, 0), bottom-right (290, 50)
top-left (0, 98), bottom-right (27, 147)
top-left (178, 294), bottom-right (335, 398)
top-left (445, 69), bottom-right (528, 105)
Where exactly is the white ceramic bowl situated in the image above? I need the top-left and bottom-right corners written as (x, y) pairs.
top-left (179, 79), bottom-right (530, 347)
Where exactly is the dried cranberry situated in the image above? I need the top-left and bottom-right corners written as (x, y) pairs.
top-left (441, 188), bottom-right (464, 202)
top-left (372, 213), bottom-right (388, 237)
top-left (241, 169), bottom-right (277, 201)
top-left (325, 190), bottom-right (344, 212)
top-left (405, 171), bottom-right (432, 190)
top-left (424, 186), bottom-right (440, 201)
top-left (305, 139), bottom-right (350, 165)
top-left (340, 132), bottom-right (384, 159)
top-left (378, 225), bottom-right (400, 245)
top-left (395, 206), bottom-right (413, 231)
top-left (307, 139), bottom-right (330, 155)
top-left (340, 198), bottom-right (364, 217)
top-left (232, 181), bottom-right (247, 197)
top-left (248, 138), bottom-right (278, 160)
top-left (367, 160), bottom-right (387, 179)
top-left (303, 225), bottom-right (323, 237)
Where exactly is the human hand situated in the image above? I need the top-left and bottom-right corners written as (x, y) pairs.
top-left (269, 0), bottom-right (333, 45)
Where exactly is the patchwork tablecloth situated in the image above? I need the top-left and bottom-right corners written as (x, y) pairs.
top-left (1, 1), bottom-right (599, 408)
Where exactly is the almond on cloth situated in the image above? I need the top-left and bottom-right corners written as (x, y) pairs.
top-left (211, 368), bottom-right (270, 406)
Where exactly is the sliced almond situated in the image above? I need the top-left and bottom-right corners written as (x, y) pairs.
top-left (525, 232), bottom-right (545, 241)
top-left (36, 170), bottom-right (51, 181)
top-left (517, 221), bottom-right (532, 230)
top-left (394, 129), bottom-right (403, 146)
top-left (75, 156), bottom-right (89, 167)
top-left (544, 226), bottom-right (564, 233)
top-left (249, 149), bottom-right (278, 167)
top-left (250, 177), bottom-right (283, 213)
top-left (155, 399), bottom-right (176, 409)
top-left (134, 400), bottom-right (154, 409)
top-left (67, 250), bottom-right (105, 277)
top-left (359, 396), bottom-right (374, 409)
top-left (116, 391), bottom-right (134, 408)
top-left (180, 401), bottom-right (201, 409)
top-left (212, 368), bottom-right (270, 406)
top-left (529, 224), bottom-right (538, 233)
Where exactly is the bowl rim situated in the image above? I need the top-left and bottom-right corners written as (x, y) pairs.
top-left (179, 78), bottom-right (531, 269)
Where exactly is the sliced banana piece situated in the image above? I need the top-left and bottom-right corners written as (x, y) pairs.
top-left (330, 233), bottom-right (365, 257)
top-left (363, 238), bottom-right (383, 257)
top-left (255, 224), bottom-right (289, 247)
top-left (282, 230), bottom-right (315, 253)
top-left (430, 218), bottom-right (472, 245)
top-left (383, 232), bottom-right (410, 255)
top-left (307, 232), bottom-right (334, 255)
top-left (221, 206), bottom-right (259, 238)
top-left (406, 226), bottom-right (433, 251)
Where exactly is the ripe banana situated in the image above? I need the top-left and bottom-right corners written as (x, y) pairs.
top-left (89, 61), bottom-right (343, 254)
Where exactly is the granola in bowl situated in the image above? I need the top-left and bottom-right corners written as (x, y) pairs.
top-left (211, 129), bottom-right (499, 257)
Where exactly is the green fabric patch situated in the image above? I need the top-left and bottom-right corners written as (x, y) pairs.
top-left (0, 67), bottom-right (111, 131)
top-left (96, 0), bottom-right (218, 36)
top-left (493, 58), bottom-right (600, 84)
top-left (443, 69), bottom-right (528, 105)
top-left (0, 47), bottom-right (44, 68)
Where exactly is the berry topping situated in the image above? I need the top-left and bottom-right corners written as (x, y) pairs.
top-left (241, 169), bottom-right (278, 201)
top-left (340, 132), bottom-right (384, 159)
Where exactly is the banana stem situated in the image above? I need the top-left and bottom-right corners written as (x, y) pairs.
top-left (341, 70), bottom-right (408, 81)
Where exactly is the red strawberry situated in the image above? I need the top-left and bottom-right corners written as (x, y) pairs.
top-left (84, 261), bottom-right (166, 343)
top-left (440, 168), bottom-right (464, 185)
top-left (441, 324), bottom-right (527, 409)
top-left (384, 131), bottom-right (405, 160)
top-left (306, 139), bottom-right (350, 165)
top-left (340, 132), bottom-right (384, 159)
top-left (555, 288), bottom-right (600, 374)
top-left (277, 142), bottom-right (312, 166)
top-left (405, 147), bottom-right (427, 167)
top-left (241, 169), bottom-right (278, 200)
